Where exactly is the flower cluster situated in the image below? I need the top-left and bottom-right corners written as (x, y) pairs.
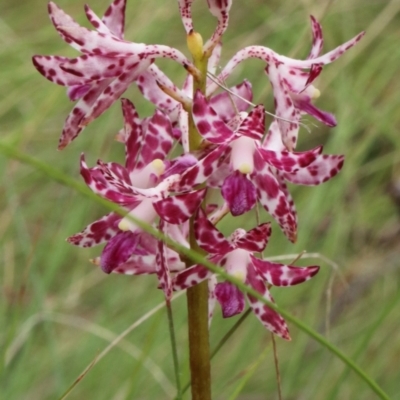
top-left (34, 0), bottom-right (363, 340)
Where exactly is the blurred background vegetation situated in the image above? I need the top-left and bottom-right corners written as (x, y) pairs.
top-left (1, 0), bottom-right (399, 398)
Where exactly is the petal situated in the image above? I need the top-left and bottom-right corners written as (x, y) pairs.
top-left (304, 64), bottom-right (323, 88)
top-left (204, 0), bottom-right (232, 51)
top-left (283, 154), bottom-right (344, 186)
top-left (80, 59), bottom-right (152, 127)
top-left (153, 189), bottom-right (206, 224)
top-left (177, 0), bottom-right (195, 33)
top-left (156, 220), bottom-right (172, 300)
top-left (175, 144), bottom-right (230, 191)
top-left (162, 154), bottom-right (198, 179)
top-left (215, 281), bottom-right (245, 318)
top-left (236, 223), bottom-right (271, 253)
top-left (60, 55), bottom-right (136, 83)
top-left (268, 62), bottom-right (300, 150)
top-left (67, 84), bottom-right (91, 101)
top-left (84, 5), bottom-right (113, 36)
top-left (209, 80), bottom-right (253, 121)
top-left (221, 171), bottom-right (257, 216)
top-left (194, 209), bottom-right (233, 254)
top-left (173, 265), bottom-right (213, 290)
top-left (208, 31), bottom-right (364, 95)
top-left (32, 55), bottom-right (85, 86)
top-left (263, 120), bottom-right (286, 152)
top-left (208, 42), bottom-right (222, 74)
top-left (251, 255), bottom-right (320, 286)
top-left (100, 231), bottom-right (140, 273)
top-left (58, 79), bottom-right (110, 149)
top-left (101, 0), bottom-right (127, 39)
top-left (121, 98), bottom-right (143, 171)
top-left (258, 146), bottom-right (322, 173)
top-left (135, 109), bottom-right (174, 169)
top-left (48, 2), bottom-right (82, 51)
top-left (67, 212), bottom-right (121, 247)
top-left (112, 254), bottom-right (157, 275)
top-left (237, 104), bottom-right (265, 140)
top-left (246, 264), bottom-right (290, 340)
top-left (136, 64), bottom-right (185, 120)
top-left (251, 151), bottom-right (297, 242)
top-left (192, 91), bottom-right (235, 144)
top-left (80, 155), bottom-right (139, 204)
top-left (307, 16), bottom-right (324, 60)
top-left (56, 21), bottom-right (146, 57)
top-left (291, 95), bottom-right (337, 127)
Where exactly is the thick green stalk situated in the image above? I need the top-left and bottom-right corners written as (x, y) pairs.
top-left (186, 31), bottom-right (212, 400)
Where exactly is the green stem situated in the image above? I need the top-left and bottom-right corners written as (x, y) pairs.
top-left (186, 53), bottom-right (212, 399)
top-left (166, 301), bottom-right (182, 399)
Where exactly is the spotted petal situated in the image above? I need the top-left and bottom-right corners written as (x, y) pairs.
top-left (156, 220), bottom-right (172, 300)
top-left (237, 105), bottom-right (265, 140)
top-left (209, 80), bottom-right (252, 121)
top-left (268, 62), bottom-right (299, 150)
top-left (258, 146), bottom-right (322, 173)
top-left (251, 256), bottom-right (320, 286)
top-left (283, 154), bottom-right (344, 186)
top-left (251, 151), bottom-right (297, 242)
top-left (175, 144), bottom-right (230, 191)
top-left (67, 212), bottom-right (121, 247)
top-left (307, 16), bottom-right (324, 60)
top-left (80, 155), bottom-right (140, 204)
top-left (120, 98), bottom-right (143, 170)
top-left (32, 55), bottom-right (86, 87)
top-left (101, 0), bottom-right (127, 39)
top-left (135, 109), bottom-right (174, 169)
top-left (205, 0), bottom-right (232, 51)
top-left (173, 264), bottom-right (213, 291)
top-left (59, 55), bottom-right (136, 83)
top-left (194, 209), bottom-right (233, 255)
top-left (246, 263), bottom-right (290, 340)
top-left (153, 189), bottom-right (206, 224)
top-left (236, 223), bottom-right (271, 253)
top-left (192, 91), bottom-right (235, 144)
top-left (80, 59), bottom-right (151, 127)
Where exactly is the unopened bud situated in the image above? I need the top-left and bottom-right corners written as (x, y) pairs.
top-left (187, 30), bottom-right (204, 60)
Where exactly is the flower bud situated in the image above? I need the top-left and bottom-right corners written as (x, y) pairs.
top-left (187, 30), bottom-right (204, 60)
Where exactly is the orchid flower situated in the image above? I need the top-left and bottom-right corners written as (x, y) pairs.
top-left (68, 99), bottom-right (204, 296)
top-left (206, 17), bottom-right (364, 149)
top-left (32, 0), bottom-right (197, 149)
top-left (173, 210), bottom-right (320, 340)
top-left (172, 91), bottom-right (343, 242)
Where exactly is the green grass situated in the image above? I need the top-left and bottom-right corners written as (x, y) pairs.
top-left (1, 0), bottom-right (400, 399)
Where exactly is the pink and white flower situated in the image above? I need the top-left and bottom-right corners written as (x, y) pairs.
top-left (32, 0), bottom-right (196, 149)
top-left (173, 210), bottom-right (320, 340)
